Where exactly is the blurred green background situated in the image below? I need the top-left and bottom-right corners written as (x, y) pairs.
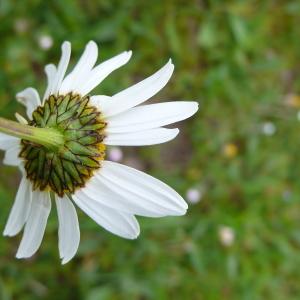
top-left (1, 0), bottom-right (300, 299)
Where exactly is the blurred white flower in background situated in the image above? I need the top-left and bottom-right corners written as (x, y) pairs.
top-left (218, 226), bottom-right (235, 247)
top-left (186, 188), bottom-right (202, 204)
top-left (262, 122), bottom-right (276, 136)
top-left (14, 19), bottom-right (29, 34)
top-left (38, 35), bottom-right (53, 50)
top-left (107, 146), bottom-right (123, 162)
top-left (282, 189), bottom-right (292, 202)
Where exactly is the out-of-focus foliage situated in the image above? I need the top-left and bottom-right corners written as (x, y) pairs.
top-left (1, 0), bottom-right (300, 299)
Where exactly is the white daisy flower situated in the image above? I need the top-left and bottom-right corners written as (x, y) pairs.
top-left (0, 41), bottom-right (198, 264)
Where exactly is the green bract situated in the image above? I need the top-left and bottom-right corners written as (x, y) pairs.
top-left (20, 93), bottom-right (106, 197)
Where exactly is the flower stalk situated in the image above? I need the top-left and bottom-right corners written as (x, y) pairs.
top-left (0, 117), bottom-right (64, 150)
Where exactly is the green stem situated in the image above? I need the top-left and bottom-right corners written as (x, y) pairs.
top-left (0, 117), bottom-right (64, 149)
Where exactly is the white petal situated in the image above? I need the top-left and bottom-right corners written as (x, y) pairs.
top-left (16, 191), bottom-right (51, 259)
top-left (73, 194), bottom-right (140, 239)
top-left (55, 195), bottom-right (80, 264)
top-left (77, 178), bottom-right (176, 218)
top-left (0, 136), bottom-right (22, 167)
top-left (90, 95), bottom-right (111, 108)
top-left (16, 88), bottom-right (41, 118)
top-left (106, 101), bottom-right (199, 133)
top-left (60, 41), bottom-right (98, 94)
top-left (3, 177), bottom-right (32, 237)
top-left (104, 128), bottom-right (179, 146)
top-left (43, 64), bottom-right (57, 102)
top-left (0, 133), bottom-right (19, 150)
top-left (3, 143), bottom-right (22, 166)
top-left (76, 161), bottom-right (187, 217)
top-left (49, 41), bottom-right (71, 95)
top-left (93, 59), bottom-right (174, 117)
top-left (77, 51), bottom-right (132, 96)
top-left (15, 113), bottom-right (28, 124)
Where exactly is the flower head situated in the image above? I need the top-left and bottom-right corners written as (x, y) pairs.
top-left (0, 41), bottom-right (198, 264)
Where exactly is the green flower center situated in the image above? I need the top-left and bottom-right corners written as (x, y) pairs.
top-left (19, 93), bottom-right (106, 197)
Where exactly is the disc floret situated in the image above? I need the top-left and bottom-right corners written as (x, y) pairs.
top-left (20, 93), bottom-right (106, 196)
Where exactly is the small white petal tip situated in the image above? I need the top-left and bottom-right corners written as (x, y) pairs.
top-left (168, 198), bottom-right (188, 216)
top-left (61, 256), bottom-right (73, 265)
top-left (3, 230), bottom-right (12, 237)
top-left (15, 252), bottom-right (29, 259)
top-left (170, 128), bottom-right (180, 140)
top-left (45, 63), bottom-right (56, 72)
top-left (167, 59), bottom-right (174, 69)
top-left (15, 113), bottom-right (28, 124)
top-left (128, 233), bottom-right (139, 240)
top-left (190, 101), bottom-right (199, 115)
top-left (123, 50), bottom-right (132, 62)
top-left (87, 40), bottom-right (97, 47)
top-left (126, 231), bottom-right (140, 240)
top-left (173, 206), bottom-right (188, 216)
top-left (62, 41), bottom-right (71, 49)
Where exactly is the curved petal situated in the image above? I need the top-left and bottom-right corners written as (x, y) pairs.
top-left (0, 133), bottom-right (20, 151)
top-left (93, 59), bottom-right (174, 117)
top-left (16, 88), bottom-right (41, 118)
top-left (15, 113), bottom-right (28, 124)
top-left (60, 41), bottom-right (98, 94)
top-left (73, 194), bottom-right (140, 239)
top-left (90, 95), bottom-right (111, 111)
top-left (3, 177), bottom-right (32, 237)
top-left (55, 195), bottom-right (80, 264)
top-left (3, 143), bottom-right (22, 166)
top-left (43, 64), bottom-right (57, 102)
top-left (75, 161), bottom-right (187, 217)
top-left (76, 50), bottom-right (132, 96)
top-left (49, 41), bottom-right (71, 96)
top-left (16, 191), bottom-right (51, 259)
top-left (104, 128), bottom-right (179, 146)
top-left (106, 101), bottom-right (199, 133)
